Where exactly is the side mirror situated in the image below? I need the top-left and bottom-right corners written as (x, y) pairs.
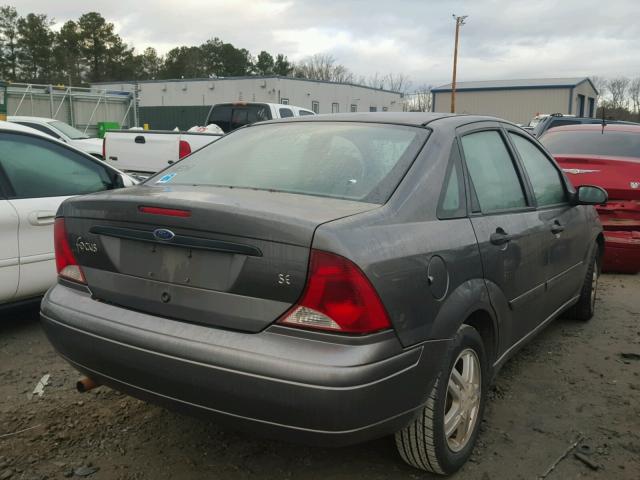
top-left (573, 185), bottom-right (608, 205)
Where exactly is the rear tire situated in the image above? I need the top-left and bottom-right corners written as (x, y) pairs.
top-left (569, 246), bottom-right (600, 321)
top-left (395, 325), bottom-right (487, 475)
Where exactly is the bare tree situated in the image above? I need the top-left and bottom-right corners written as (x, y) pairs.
top-left (590, 75), bottom-right (608, 103)
top-left (294, 54), bottom-right (354, 83)
top-left (404, 84), bottom-right (433, 112)
top-left (607, 77), bottom-right (630, 110)
top-left (629, 77), bottom-right (640, 114)
top-left (366, 72), bottom-right (385, 89)
top-left (385, 73), bottom-right (412, 93)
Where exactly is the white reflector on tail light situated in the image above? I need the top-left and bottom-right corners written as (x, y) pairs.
top-left (278, 250), bottom-right (392, 334)
top-left (54, 218), bottom-right (86, 284)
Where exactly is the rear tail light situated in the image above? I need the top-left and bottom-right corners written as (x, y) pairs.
top-left (54, 218), bottom-right (86, 284)
top-left (179, 140), bottom-right (191, 159)
top-left (278, 250), bottom-right (392, 334)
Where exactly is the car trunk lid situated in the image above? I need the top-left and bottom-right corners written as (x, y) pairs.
top-left (60, 184), bottom-right (379, 332)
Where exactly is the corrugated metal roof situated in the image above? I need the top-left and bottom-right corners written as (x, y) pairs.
top-left (432, 77), bottom-right (596, 93)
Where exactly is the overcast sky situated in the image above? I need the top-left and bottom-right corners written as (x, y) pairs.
top-left (15, 0), bottom-right (640, 89)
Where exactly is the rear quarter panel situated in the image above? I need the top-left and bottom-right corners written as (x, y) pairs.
top-left (313, 132), bottom-right (486, 347)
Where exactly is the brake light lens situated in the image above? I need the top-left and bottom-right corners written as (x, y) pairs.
top-left (139, 206), bottom-right (191, 217)
top-left (54, 218), bottom-right (86, 284)
top-left (278, 250), bottom-right (392, 334)
top-left (179, 140), bottom-right (191, 159)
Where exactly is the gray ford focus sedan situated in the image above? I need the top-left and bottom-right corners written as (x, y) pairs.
top-left (41, 113), bottom-right (606, 475)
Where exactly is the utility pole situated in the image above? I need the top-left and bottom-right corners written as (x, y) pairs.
top-left (450, 14), bottom-right (468, 113)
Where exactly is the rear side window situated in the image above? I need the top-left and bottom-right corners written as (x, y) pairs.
top-left (0, 133), bottom-right (113, 199)
top-left (207, 104), bottom-right (272, 132)
top-left (279, 108), bottom-right (293, 118)
top-left (460, 131), bottom-right (527, 213)
top-left (509, 133), bottom-right (566, 206)
top-left (149, 122), bottom-right (428, 204)
top-left (299, 110), bottom-right (314, 116)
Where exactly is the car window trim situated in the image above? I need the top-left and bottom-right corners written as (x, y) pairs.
top-left (437, 138), bottom-right (468, 220)
top-left (456, 124), bottom-right (533, 216)
top-left (503, 128), bottom-right (571, 209)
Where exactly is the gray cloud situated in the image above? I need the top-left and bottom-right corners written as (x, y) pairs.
top-left (14, 0), bottom-right (640, 88)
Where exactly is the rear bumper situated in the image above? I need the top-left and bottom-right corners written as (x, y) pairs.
top-left (40, 283), bottom-right (449, 446)
top-left (602, 230), bottom-right (640, 274)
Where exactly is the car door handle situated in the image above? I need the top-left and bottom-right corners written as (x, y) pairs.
top-left (28, 211), bottom-right (56, 226)
top-left (490, 228), bottom-right (512, 246)
top-left (134, 136), bottom-right (146, 144)
top-left (550, 221), bottom-right (565, 234)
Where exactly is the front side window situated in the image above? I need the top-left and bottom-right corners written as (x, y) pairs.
top-left (0, 133), bottom-right (113, 199)
top-left (460, 130), bottom-right (527, 213)
top-left (148, 122), bottom-right (428, 204)
top-left (509, 133), bottom-right (566, 207)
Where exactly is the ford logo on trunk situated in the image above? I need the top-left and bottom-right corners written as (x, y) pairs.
top-left (153, 228), bottom-right (175, 241)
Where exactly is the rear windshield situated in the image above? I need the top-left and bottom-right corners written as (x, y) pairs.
top-left (206, 104), bottom-right (272, 132)
top-left (149, 122), bottom-right (428, 204)
top-left (540, 130), bottom-right (640, 158)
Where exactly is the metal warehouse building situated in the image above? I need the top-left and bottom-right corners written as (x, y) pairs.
top-left (95, 76), bottom-right (403, 130)
top-left (431, 77), bottom-right (598, 125)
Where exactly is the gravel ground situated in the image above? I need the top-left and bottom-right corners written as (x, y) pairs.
top-left (1, 274), bottom-right (639, 480)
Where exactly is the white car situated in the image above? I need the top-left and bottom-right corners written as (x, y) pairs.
top-left (0, 121), bottom-right (136, 308)
top-left (8, 116), bottom-right (104, 158)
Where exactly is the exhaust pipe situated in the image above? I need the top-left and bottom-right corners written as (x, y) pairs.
top-left (76, 376), bottom-right (100, 393)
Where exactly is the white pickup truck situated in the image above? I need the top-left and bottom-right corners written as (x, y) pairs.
top-left (103, 126), bottom-right (223, 176)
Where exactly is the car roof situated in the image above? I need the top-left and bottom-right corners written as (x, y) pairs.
top-left (8, 115), bottom-right (57, 123)
top-left (255, 112), bottom-right (513, 128)
top-left (0, 120), bottom-right (58, 138)
top-left (543, 123), bottom-right (640, 133)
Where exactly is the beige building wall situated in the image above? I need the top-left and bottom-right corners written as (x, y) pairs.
top-left (433, 88), bottom-right (572, 124)
top-left (98, 77), bottom-right (403, 114)
top-left (571, 82), bottom-right (598, 117)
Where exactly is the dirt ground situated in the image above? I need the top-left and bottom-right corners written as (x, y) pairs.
top-left (1, 274), bottom-right (639, 480)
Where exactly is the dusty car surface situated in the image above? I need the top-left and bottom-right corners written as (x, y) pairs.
top-left (540, 123), bottom-right (640, 273)
top-left (41, 113), bottom-right (606, 475)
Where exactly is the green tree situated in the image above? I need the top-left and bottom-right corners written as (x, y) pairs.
top-left (161, 46), bottom-right (204, 79)
top-left (255, 51), bottom-right (274, 75)
top-left (0, 5), bottom-right (20, 80)
top-left (16, 13), bottom-right (55, 83)
top-left (218, 43), bottom-right (252, 76)
top-left (78, 12), bottom-right (119, 82)
top-left (273, 53), bottom-right (293, 76)
top-left (137, 47), bottom-right (163, 79)
top-left (200, 37), bottom-right (223, 77)
top-left (53, 20), bottom-right (82, 84)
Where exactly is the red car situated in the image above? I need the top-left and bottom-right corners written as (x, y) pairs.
top-left (540, 124), bottom-right (640, 273)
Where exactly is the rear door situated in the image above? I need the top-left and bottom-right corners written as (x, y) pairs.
top-left (0, 132), bottom-right (116, 299)
top-left (0, 195), bottom-right (19, 303)
top-left (458, 123), bottom-right (549, 349)
top-left (505, 129), bottom-right (587, 315)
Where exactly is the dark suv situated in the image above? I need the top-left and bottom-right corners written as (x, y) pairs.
top-left (41, 113), bottom-right (606, 475)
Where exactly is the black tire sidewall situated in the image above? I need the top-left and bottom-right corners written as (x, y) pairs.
top-left (432, 325), bottom-right (488, 474)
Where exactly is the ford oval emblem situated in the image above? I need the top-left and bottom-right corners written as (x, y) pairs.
top-left (153, 228), bottom-right (175, 241)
